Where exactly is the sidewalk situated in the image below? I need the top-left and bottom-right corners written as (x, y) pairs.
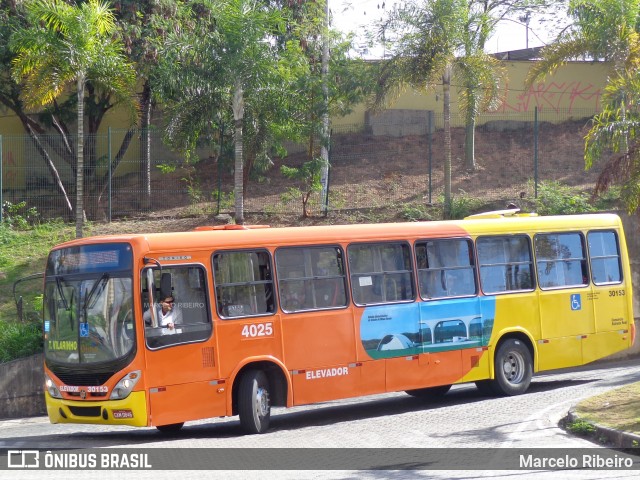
top-left (565, 381), bottom-right (640, 449)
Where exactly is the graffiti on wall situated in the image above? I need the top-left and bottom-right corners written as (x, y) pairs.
top-left (495, 81), bottom-right (602, 114)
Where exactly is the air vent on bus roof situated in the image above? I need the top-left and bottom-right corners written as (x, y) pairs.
top-left (464, 209), bottom-right (538, 219)
top-left (193, 224), bottom-right (271, 231)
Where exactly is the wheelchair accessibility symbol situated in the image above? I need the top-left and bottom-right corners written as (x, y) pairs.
top-left (80, 322), bottom-right (89, 338)
top-left (571, 294), bottom-right (582, 311)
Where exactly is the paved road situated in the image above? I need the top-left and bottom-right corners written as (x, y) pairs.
top-left (2, 359), bottom-right (640, 479)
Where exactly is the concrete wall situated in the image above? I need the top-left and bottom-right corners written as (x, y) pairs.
top-left (0, 353), bottom-right (46, 419)
top-left (335, 60), bottom-right (611, 127)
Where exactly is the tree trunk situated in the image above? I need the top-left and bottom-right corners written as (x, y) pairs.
top-left (24, 123), bottom-right (73, 216)
top-left (465, 111), bottom-right (476, 171)
top-left (76, 77), bottom-right (85, 238)
top-left (443, 66), bottom-right (452, 219)
top-left (140, 81), bottom-right (152, 210)
top-left (232, 81), bottom-right (245, 225)
top-left (319, 0), bottom-right (330, 213)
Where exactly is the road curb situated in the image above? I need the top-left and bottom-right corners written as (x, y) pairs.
top-left (566, 409), bottom-right (640, 449)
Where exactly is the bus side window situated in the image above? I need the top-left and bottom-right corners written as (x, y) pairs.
top-left (348, 242), bottom-right (414, 306)
top-left (213, 250), bottom-right (276, 318)
top-left (588, 230), bottom-right (622, 285)
top-left (275, 246), bottom-right (348, 312)
top-left (478, 235), bottom-right (533, 294)
top-left (142, 265), bottom-right (211, 350)
top-left (416, 238), bottom-right (476, 299)
top-left (534, 232), bottom-right (587, 289)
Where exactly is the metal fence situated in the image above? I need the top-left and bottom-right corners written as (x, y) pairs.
top-left (0, 107), bottom-right (603, 223)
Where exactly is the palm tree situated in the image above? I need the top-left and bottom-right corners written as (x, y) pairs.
top-left (585, 57), bottom-right (640, 213)
top-left (526, 0), bottom-right (640, 213)
top-left (154, 0), bottom-right (289, 225)
top-left (11, 0), bottom-right (136, 238)
top-left (370, 0), bottom-right (504, 218)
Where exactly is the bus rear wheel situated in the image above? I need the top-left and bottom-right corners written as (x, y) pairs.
top-left (405, 385), bottom-right (452, 399)
top-left (491, 338), bottom-right (532, 396)
top-left (238, 370), bottom-right (271, 434)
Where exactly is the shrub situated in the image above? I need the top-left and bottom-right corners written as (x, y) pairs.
top-left (0, 320), bottom-right (43, 362)
top-left (2, 201), bottom-right (40, 230)
top-left (534, 181), bottom-right (597, 215)
top-left (447, 190), bottom-right (485, 219)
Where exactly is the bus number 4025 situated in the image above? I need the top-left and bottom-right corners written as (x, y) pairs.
top-left (241, 323), bottom-right (274, 338)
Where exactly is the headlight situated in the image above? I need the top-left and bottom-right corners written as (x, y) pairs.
top-left (110, 370), bottom-right (141, 400)
top-left (44, 373), bottom-right (62, 399)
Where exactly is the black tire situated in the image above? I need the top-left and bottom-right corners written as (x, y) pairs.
top-left (238, 370), bottom-right (271, 434)
top-left (491, 338), bottom-right (533, 396)
top-left (156, 422), bottom-right (184, 434)
top-left (405, 384), bottom-right (452, 399)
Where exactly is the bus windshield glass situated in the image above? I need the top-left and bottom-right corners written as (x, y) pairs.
top-left (43, 243), bottom-right (135, 365)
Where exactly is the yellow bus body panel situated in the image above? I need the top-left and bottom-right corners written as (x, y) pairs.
top-left (46, 390), bottom-right (148, 427)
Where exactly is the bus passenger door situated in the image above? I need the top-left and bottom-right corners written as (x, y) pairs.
top-left (537, 288), bottom-right (595, 370)
top-left (582, 230), bottom-right (632, 363)
top-left (535, 232), bottom-right (594, 370)
top-left (142, 265), bottom-right (222, 427)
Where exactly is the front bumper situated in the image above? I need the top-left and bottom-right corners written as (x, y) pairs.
top-left (46, 390), bottom-right (148, 427)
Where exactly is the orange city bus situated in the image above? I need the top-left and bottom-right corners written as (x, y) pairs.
top-left (42, 211), bottom-right (635, 434)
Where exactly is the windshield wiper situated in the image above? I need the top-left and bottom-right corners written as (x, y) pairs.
top-left (56, 276), bottom-right (69, 310)
top-left (84, 273), bottom-right (110, 310)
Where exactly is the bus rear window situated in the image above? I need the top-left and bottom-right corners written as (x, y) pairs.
top-left (213, 250), bottom-right (275, 318)
top-left (588, 231), bottom-right (622, 285)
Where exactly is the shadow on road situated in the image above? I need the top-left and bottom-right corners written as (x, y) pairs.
top-left (0, 377), bottom-right (598, 448)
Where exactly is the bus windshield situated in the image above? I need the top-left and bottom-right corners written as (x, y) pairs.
top-left (43, 243), bottom-right (135, 365)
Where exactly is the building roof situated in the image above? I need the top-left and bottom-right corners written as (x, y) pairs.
top-left (492, 47), bottom-right (544, 61)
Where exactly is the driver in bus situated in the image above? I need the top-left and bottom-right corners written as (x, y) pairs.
top-left (144, 295), bottom-right (183, 334)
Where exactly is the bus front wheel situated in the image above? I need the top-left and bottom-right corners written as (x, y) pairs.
top-left (238, 370), bottom-right (271, 434)
top-left (491, 338), bottom-right (532, 396)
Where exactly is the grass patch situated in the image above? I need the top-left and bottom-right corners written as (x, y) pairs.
top-left (0, 320), bottom-right (43, 363)
top-left (0, 220), bottom-right (75, 322)
top-left (573, 383), bottom-right (640, 435)
top-left (0, 219), bottom-right (77, 362)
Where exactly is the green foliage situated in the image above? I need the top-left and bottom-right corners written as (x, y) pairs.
top-left (566, 419), bottom-right (596, 436)
top-left (0, 219), bottom-right (74, 322)
top-left (444, 190), bottom-right (484, 219)
top-left (156, 163), bottom-right (177, 174)
top-left (401, 203), bottom-right (433, 222)
top-left (2, 201), bottom-right (40, 230)
top-left (593, 185), bottom-right (623, 210)
top-left (534, 181), bottom-right (597, 215)
top-left (0, 218), bottom-right (75, 360)
top-left (281, 157), bottom-right (326, 217)
top-left (0, 320), bottom-right (43, 363)
top-left (212, 190), bottom-right (235, 213)
top-left (10, 0), bottom-right (137, 237)
top-left (181, 166), bottom-right (203, 204)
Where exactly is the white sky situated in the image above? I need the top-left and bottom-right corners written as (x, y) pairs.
top-left (331, 0), bottom-right (570, 56)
